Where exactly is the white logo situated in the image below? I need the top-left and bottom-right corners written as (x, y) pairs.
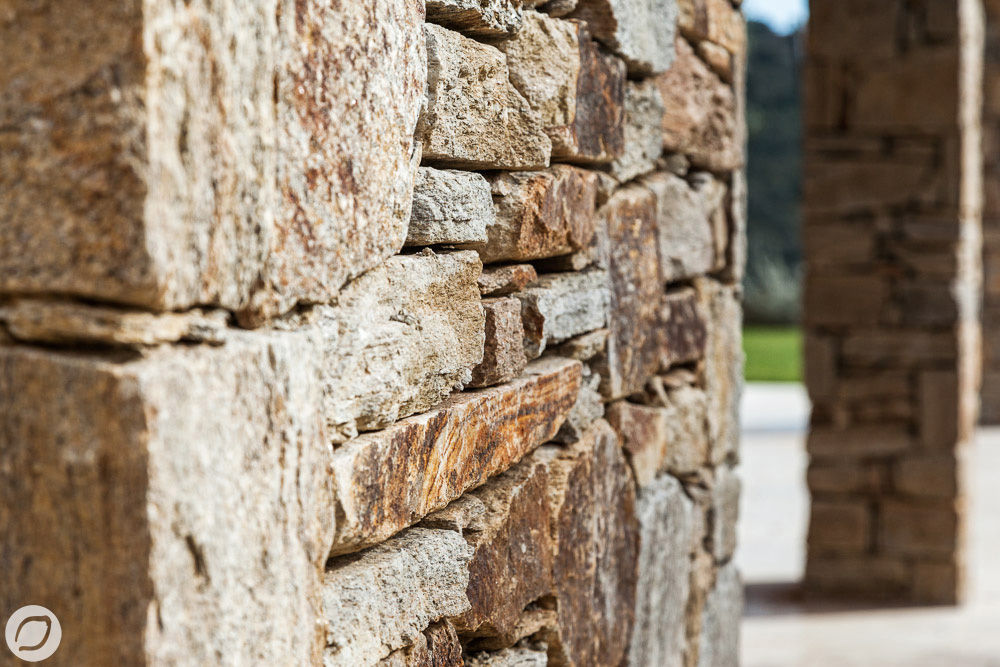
top-left (5, 606), bottom-right (61, 662)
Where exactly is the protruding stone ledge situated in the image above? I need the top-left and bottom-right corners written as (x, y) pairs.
top-left (407, 167), bottom-right (494, 247)
top-left (471, 297), bottom-right (529, 388)
top-left (479, 264), bottom-right (539, 297)
top-left (329, 357), bottom-right (582, 555)
top-left (418, 24), bottom-right (552, 170)
top-left (517, 270), bottom-right (610, 359)
top-left (426, 0), bottom-right (524, 37)
top-left (569, 0), bottom-right (679, 76)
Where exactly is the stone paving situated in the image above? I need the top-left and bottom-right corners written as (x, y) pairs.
top-left (739, 383), bottom-right (1000, 666)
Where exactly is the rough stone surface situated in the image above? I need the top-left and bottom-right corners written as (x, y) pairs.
top-left (464, 167), bottom-right (600, 263)
top-left (378, 621), bottom-right (464, 666)
top-left (499, 11), bottom-right (626, 164)
top-left (424, 457), bottom-right (553, 640)
top-left (0, 299), bottom-right (228, 346)
top-left (517, 270), bottom-right (610, 358)
top-left (408, 168), bottom-right (495, 247)
top-left (661, 287), bottom-right (710, 367)
top-left (479, 265), bottom-right (540, 297)
top-left (1, 0), bottom-right (426, 324)
top-left (551, 328), bottom-right (609, 361)
top-left (0, 335), bottom-right (336, 665)
top-left (426, 0), bottom-right (524, 36)
top-left (678, 0), bottom-right (746, 56)
top-left (536, 420), bottom-right (639, 667)
top-left (284, 251), bottom-right (485, 443)
top-left (419, 24), bottom-right (551, 170)
top-left (628, 475), bottom-right (695, 667)
top-left (645, 172), bottom-right (728, 283)
top-left (569, 0), bottom-right (679, 75)
top-left (553, 364), bottom-right (606, 444)
top-left (700, 279), bottom-right (743, 464)
top-left (322, 528), bottom-right (473, 666)
top-left (656, 38), bottom-right (742, 173)
top-left (696, 564), bottom-right (742, 667)
top-left (466, 647), bottom-right (550, 666)
top-left (610, 80), bottom-right (666, 183)
top-left (472, 298), bottom-right (529, 388)
top-left (710, 465), bottom-right (740, 562)
top-left (329, 357), bottom-right (582, 555)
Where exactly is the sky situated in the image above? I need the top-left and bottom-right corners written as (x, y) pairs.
top-left (743, 0), bottom-right (809, 34)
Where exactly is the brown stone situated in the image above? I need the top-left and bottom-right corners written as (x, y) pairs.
top-left (499, 11), bottom-right (626, 164)
top-left (919, 370), bottom-right (964, 449)
top-left (468, 608), bottom-right (558, 652)
top-left (423, 457), bottom-right (554, 640)
top-left (804, 556), bottom-right (911, 600)
top-left (656, 38), bottom-right (742, 172)
top-left (803, 274), bottom-right (888, 327)
top-left (645, 172), bottom-right (728, 283)
top-left (0, 335), bottom-right (336, 665)
top-left (329, 357), bottom-right (582, 555)
top-left (536, 420), bottom-right (639, 667)
top-left (553, 364), bottom-right (606, 444)
top-left (879, 501), bottom-right (961, 558)
top-left (419, 23), bottom-right (551, 170)
top-left (677, 0), bottom-right (746, 56)
top-left (595, 185), bottom-right (665, 399)
top-left (913, 561), bottom-right (964, 605)
top-left (808, 425), bottom-right (913, 461)
top-left (661, 287), bottom-right (709, 368)
top-left (610, 79), bottom-right (666, 183)
top-left (569, 0), bottom-right (679, 75)
top-left (807, 463), bottom-right (884, 495)
top-left (696, 564), bottom-right (742, 667)
top-left (894, 454), bottom-right (960, 499)
top-left (699, 279), bottom-right (743, 464)
top-left (840, 331), bottom-right (958, 366)
top-left (1, 0), bottom-right (426, 324)
top-left (471, 298), bottom-right (529, 388)
top-left (479, 265), bottom-right (539, 297)
top-left (426, 0), bottom-right (524, 37)
top-left (517, 270), bottom-right (610, 359)
top-left (808, 500), bottom-right (871, 556)
top-left (379, 621), bottom-right (464, 667)
top-left (804, 334), bottom-right (838, 402)
top-left (550, 328), bottom-right (609, 361)
top-left (463, 166), bottom-right (600, 263)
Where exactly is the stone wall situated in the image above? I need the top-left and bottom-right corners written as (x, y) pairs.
top-left (982, 1), bottom-right (1000, 421)
top-left (803, 0), bottom-right (982, 604)
top-left (0, 1), bottom-right (745, 665)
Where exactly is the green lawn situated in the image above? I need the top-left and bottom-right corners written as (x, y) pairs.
top-left (742, 326), bottom-right (802, 383)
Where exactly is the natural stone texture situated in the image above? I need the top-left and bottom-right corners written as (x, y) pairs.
top-left (0, 299), bottom-right (228, 346)
top-left (469, 609), bottom-right (558, 652)
top-left (594, 186), bottom-right (665, 399)
top-left (466, 647), bottom-right (550, 666)
top-left (661, 287), bottom-right (710, 367)
top-left (808, 499), bottom-right (871, 556)
top-left (426, 0), bottom-right (524, 37)
top-left (879, 502), bottom-right (961, 559)
top-left (419, 24), bottom-right (551, 170)
top-left (700, 279), bottom-right (743, 464)
top-left (472, 298), bottom-right (529, 388)
top-left (645, 172), bottom-right (728, 283)
top-left (1, 0), bottom-right (426, 324)
top-left (498, 11), bottom-right (626, 164)
top-left (628, 475), bottom-right (695, 667)
top-left (408, 168), bottom-right (495, 247)
top-left (551, 328), bottom-right (609, 361)
top-left (696, 564), bottom-right (741, 667)
top-left (0, 334), bottom-right (336, 665)
top-left (479, 265), bottom-right (540, 296)
top-left (678, 0), bottom-right (746, 56)
top-left (610, 80), bottom-right (666, 183)
top-left (322, 528), bottom-right (473, 666)
top-left (607, 385), bottom-right (708, 487)
top-left (424, 457), bottom-right (553, 640)
top-left (569, 0), bottom-right (679, 76)
top-left (553, 364), bottom-right (605, 444)
top-left (710, 465), bottom-right (740, 562)
top-left (379, 621), bottom-right (464, 666)
top-left (463, 167), bottom-right (600, 263)
top-left (286, 250), bottom-right (484, 443)
top-left (329, 357), bottom-right (582, 555)
top-left (536, 420), bottom-right (639, 667)
top-left (656, 38), bottom-right (742, 173)
top-left (517, 270), bottom-right (610, 358)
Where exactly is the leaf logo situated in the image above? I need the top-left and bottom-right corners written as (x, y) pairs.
top-left (5, 606), bottom-right (61, 662)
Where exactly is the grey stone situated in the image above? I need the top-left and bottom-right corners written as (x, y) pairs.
top-left (569, 0), bottom-right (679, 75)
top-left (628, 475), bottom-right (695, 667)
top-left (479, 264), bottom-right (540, 297)
top-left (550, 328), bottom-right (609, 361)
top-left (418, 24), bottom-right (551, 170)
top-left (426, 0), bottom-right (524, 37)
top-left (610, 80), bottom-right (666, 183)
top-left (517, 270), bottom-right (610, 358)
top-left (322, 528), bottom-right (473, 666)
top-left (696, 564), bottom-right (742, 667)
top-left (466, 647), bottom-right (550, 666)
top-left (711, 465), bottom-right (741, 563)
top-left (407, 167), bottom-right (494, 247)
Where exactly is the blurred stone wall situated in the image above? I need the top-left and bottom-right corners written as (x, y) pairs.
top-left (0, 1), bottom-right (746, 665)
top-left (803, 0), bottom-right (982, 605)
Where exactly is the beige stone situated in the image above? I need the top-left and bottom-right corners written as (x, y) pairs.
top-left (1, 0), bottom-right (426, 325)
top-left (696, 564), bottom-right (741, 667)
top-left (466, 647), bottom-right (550, 666)
top-left (808, 500), bottom-right (871, 556)
top-left (499, 11), bottom-right (626, 164)
top-left (699, 279), bottom-right (743, 464)
top-left (322, 528), bottom-right (473, 666)
top-left (553, 363), bottom-right (606, 444)
top-left (426, 0), bottom-right (524, 37)
top-left (419, 24), bottom-right (551, 170)
top-left (464, 167), bottom-right (600, 263)
top-left (517, 270), bottom-right (610, 358)
top-left (678, 0), bottom-right (746, 56)
top-left (711, 465), bottom-right (740, 562)
top-left (610, 80), bottom-right (666, 183)
top-left (471, 297), bottom-right (529, 388)
top-left (550, 328), bottom-right (609, 361)
top-left (378, 621), bottom-right (464, 666)
top-left (479, 264), bottom-right (540, 297)
top-left (569, 0), bottom-right (679, 75)
top-left (0, 334), bottom-right (336, 665)
top-left (645, 172), bottom-right (728, 282)
top-left (329, 357), bottom-right (582, 555)
top-left (408, 168), bottom-right (494, 247)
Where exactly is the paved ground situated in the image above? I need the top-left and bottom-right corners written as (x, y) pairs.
top-left (738, 383), bottom-right (1000, 666)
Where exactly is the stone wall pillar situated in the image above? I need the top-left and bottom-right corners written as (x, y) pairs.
top-left (803, 0), bottom-right (983, 604)
top-left (980, 1), bottom-right (1000, 421)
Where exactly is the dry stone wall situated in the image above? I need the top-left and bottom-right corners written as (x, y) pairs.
top-left (0, 1), bottom-right (745, 665)
top-left (803, 0), bottom-right (983, 604)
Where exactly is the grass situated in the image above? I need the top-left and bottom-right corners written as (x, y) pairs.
top-left (742, 326), bottom-right (802, 383)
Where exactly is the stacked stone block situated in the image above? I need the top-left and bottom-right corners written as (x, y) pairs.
top-left (803, 0), bottom-right (983, 605)
top-left (981, 0), bottom-right (1000, 421)
top-left (1, 1), bottom-right (745, 665)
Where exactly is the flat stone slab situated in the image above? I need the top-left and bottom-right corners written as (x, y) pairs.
top-left (517, 270), bottom-right (610, 358)
top-left (407, 167), bottom-right (494, 247)
top-left (426, 0), bottom-right (524, 37)
top-left (329, 357), bottom-right (582, 555)
top-left (479, 264), bottom-right (540, 297)
top-left (569, 0), bottom-right (678, 75)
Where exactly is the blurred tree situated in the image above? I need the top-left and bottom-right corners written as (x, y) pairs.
top-left (744, 20), bottom-right (803, 324)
